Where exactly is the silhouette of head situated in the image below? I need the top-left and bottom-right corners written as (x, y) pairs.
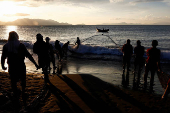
top-left (152, 40), bottom-right (158, 47)
top-left (127, 39), bottom-right (130, 45)
top-left (7, 31), bottom-right (20, 53)
top-left (36, 33), bottom-right (43, 42)
top-left (137, 40), bottom-right (141, 46)
top-left (55, 40), bottom-right (60, 44)
top-left (45, 37), bottom-right (50, 43)
top-left (45, 37), bottom-right (50, 41)
top-left (8, 31), bottom-right (19, 41)
top-left (77, 37), bottom-right (79, 40)
top-left (67, 41), bottom-right (70, 44)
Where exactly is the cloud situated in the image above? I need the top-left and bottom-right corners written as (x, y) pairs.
top-left (129, 0), bottom-right (166, 6)
top-left (131, 0), bottom-right (163, 4)
top-left (1, 0), bottom-right (123, 7)
top-left (0, 0), bottom-right (26, 1)
top-left (111, 17), bottom-right (136, 21)
top-left (140, 14), bottom-right (170, 23)
top-left (109, 0), bottom-right (124, 3)
top-left (4, 13), bottom-right (30, 17)
top-left (34, 0), bottom-right (110, 5)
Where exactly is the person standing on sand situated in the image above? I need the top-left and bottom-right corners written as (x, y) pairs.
top-left (121, 39), bottom-right (133, 74)
top-left (55, 40), bottom-right (62, 61)
top-left (45, 37), bottom-right (56, 74)
top-left (33, 33), bottom-right (49, 83)
top-left (134, 40), bottom-right (145, 76)
top-left (1, 31), bottom-right (39, 108)
top-left (144, 40), bottom-right (161, 91)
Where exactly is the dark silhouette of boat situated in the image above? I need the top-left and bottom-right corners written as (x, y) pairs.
top-left (96, 28), bottom-right (109, 32)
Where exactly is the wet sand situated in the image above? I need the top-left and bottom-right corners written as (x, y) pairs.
top-left (0, 72), bottom-right (170, 113)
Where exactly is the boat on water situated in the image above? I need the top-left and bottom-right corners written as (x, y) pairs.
top-left (96, 28), bottom-right (109, 32)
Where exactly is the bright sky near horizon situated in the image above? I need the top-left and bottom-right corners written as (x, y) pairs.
top-left (0, 0), bottom-right (170, 25)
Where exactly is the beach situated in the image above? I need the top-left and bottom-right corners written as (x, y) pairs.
top-left (0, 25), bottom-right (170, 112)
top-left (0, 72), bottom-right (170, 113)
top-left (0, 55), bottom-right (170, 113)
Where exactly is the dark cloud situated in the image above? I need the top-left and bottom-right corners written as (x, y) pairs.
top-left (4, 13), bottom-right (30, 17)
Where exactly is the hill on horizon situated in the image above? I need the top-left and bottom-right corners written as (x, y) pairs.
top-left (0, 18), bottom-right (72, 25)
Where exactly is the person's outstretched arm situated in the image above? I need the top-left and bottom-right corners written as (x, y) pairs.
top-left (28, 54), bottom-right (39, 70)
top-left (22, 44), bottom-right (39, 70)
top-left (1, 45), bottom-right (7, 70)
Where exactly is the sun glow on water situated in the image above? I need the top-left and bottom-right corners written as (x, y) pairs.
top-left (4, 26), bottom-right (18, 40)
top-left (6, 26), bottom-right (17, 33)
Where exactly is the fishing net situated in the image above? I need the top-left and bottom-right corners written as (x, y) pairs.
top-left (81, 34), bottom-right (122, 49)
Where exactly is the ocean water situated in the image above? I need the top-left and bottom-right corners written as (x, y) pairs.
top-left (0, 25), bottom-right (170, 95)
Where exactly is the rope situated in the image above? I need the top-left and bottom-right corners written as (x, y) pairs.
top-left (81, 34), bottom-right (122, 49)
top-left (81, 35), bottom-right (101, 43)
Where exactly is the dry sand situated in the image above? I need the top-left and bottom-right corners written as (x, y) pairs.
top-left (0, 72), bottom-right (170, 113)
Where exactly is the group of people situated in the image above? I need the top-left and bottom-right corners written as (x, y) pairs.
top-left (1, 31), bottom-right (170, 111)
top-left (33, 33), bottom-right (70, 74)
top-left (0, 31), bottom-right (70, 110)
top-left (121, 39), bottom-right (161, 91)
top-left (122, 39), bottom-right (170, 100)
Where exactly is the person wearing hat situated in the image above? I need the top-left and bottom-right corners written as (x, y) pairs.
top-left (134, 40), bottom-right (145, 75)
top-left (33, 33), bottom-right (49, 83)
top-left (55, 40), bottom-right (62, 62)
top-left (45, 37), bottom-right (56, 74)
top-left (143, 40), bottom-right (161, 91)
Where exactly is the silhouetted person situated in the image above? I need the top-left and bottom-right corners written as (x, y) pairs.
top-left (75, 37), bottom-right (80, 49)
top-left (144, 40), bottom-right (161, 91)
top-left (45, 37), bottom-right (56, 74)
top-left (121, 39), bottom-right (133, 74)
top-left (62, 41), bottom-right (69, 58)
top-left (55, 40), bottom-right (62, 61)
top-left (1, 31), bottom-right (39, 109)
top-left (33, 33), bottom-right (49, 83)
top-left (134, 40), bottom-right (145, 76)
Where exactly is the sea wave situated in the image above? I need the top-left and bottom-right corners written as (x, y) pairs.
top-left (0, 39), bottom-right (170, 62)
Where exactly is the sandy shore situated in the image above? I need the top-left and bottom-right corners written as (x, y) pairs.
top-left (0, 72), bottom-right (170, 113)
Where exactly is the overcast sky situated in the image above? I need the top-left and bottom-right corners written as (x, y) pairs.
top-left (0, 0), bottom-right (170, 25)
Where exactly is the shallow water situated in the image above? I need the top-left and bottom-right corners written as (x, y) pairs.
top-left (8, 52), bottom-right (164, 96)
